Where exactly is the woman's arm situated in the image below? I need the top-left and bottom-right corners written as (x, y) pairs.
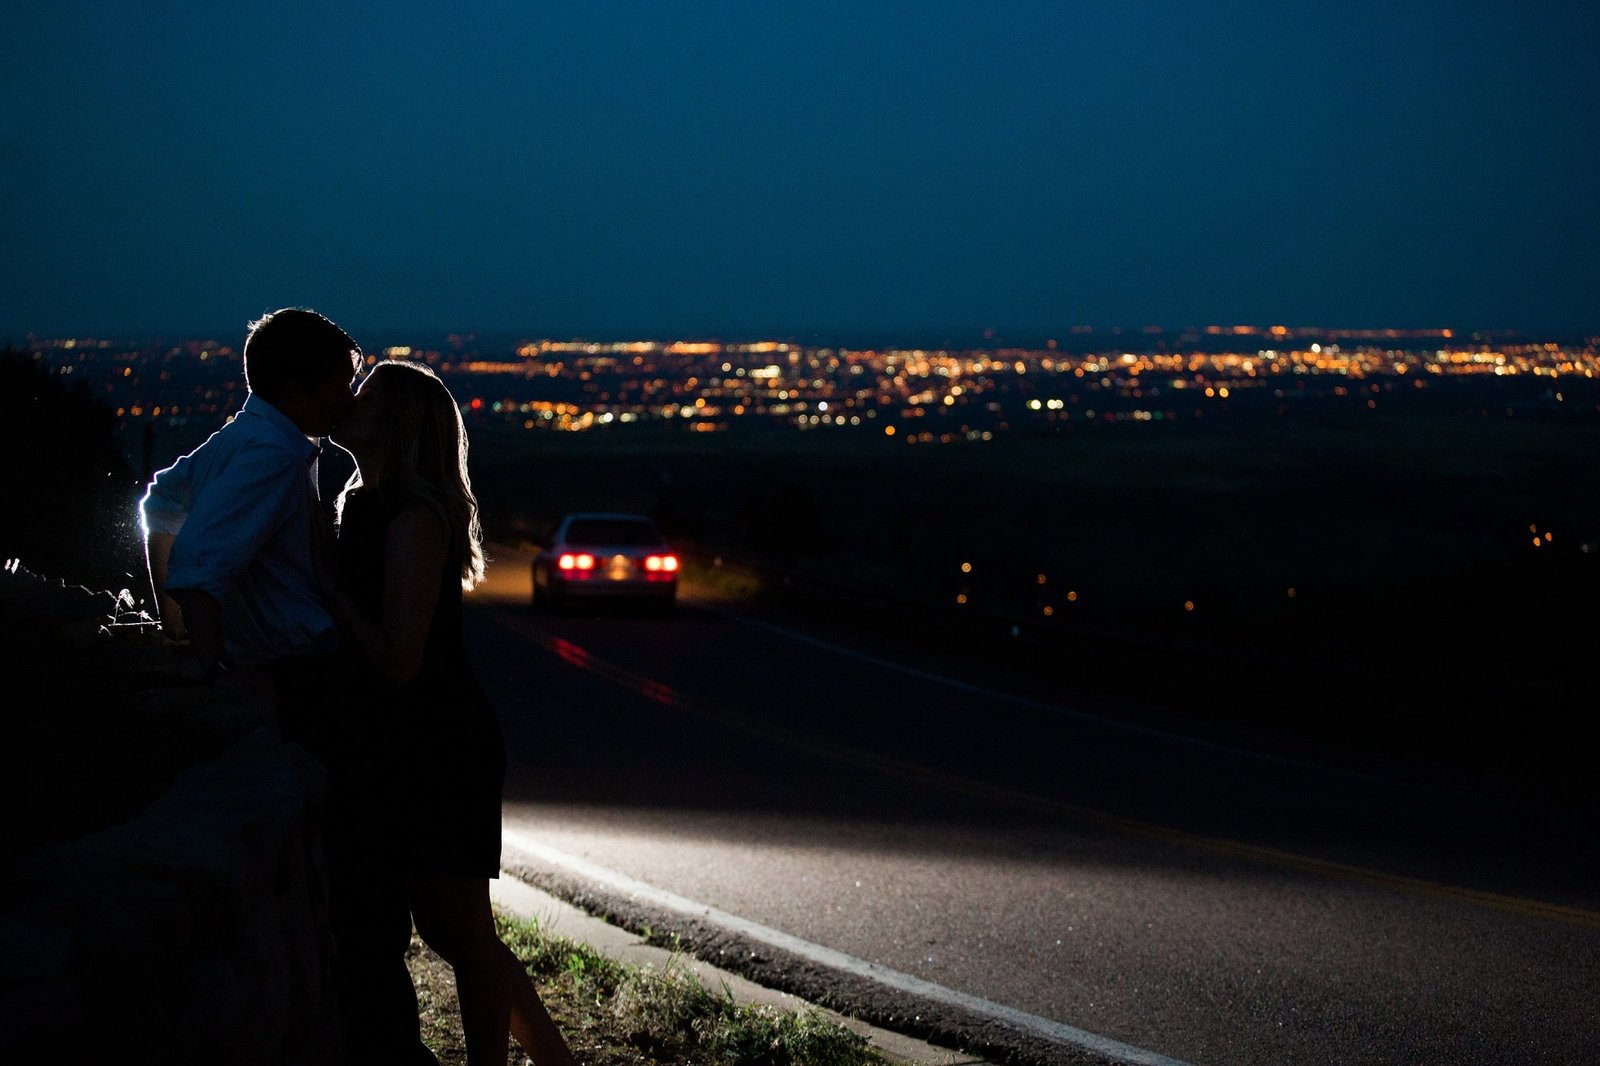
top-left (321, 504), bottom-right (448, 686)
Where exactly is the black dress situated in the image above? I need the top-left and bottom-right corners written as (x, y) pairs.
top-left (337, 488), bottom-right (507, 878)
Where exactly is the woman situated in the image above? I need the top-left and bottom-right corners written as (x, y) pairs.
top-left (323, 360), bottom-right (578, 1066)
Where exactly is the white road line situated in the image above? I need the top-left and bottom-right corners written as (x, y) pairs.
top-left (502, 830), bottom-right (1195, 1066)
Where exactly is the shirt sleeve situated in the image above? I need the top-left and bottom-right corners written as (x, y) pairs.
top-left (140, 454), bottom-right (195, 536)
top-left (164, 441), bottom-right (306, 603)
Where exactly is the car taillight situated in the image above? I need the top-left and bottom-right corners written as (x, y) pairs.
top-left (558, 552), bottom-right (595, 571)
top-left (644, 554), bottom-right (679, 573)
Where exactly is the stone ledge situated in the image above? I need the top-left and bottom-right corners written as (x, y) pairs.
top-left (0, 563), bottom-right (341, 1063)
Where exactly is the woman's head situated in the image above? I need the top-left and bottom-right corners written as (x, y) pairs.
top-left (334, 360), bottom-right (486, 588)
top-left (339, 360), bottom-right (462, 470)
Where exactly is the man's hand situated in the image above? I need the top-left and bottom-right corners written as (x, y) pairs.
top-left (169, 588), bottom-right (224, 683)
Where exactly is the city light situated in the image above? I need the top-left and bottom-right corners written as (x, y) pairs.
top-left (26, 328), bottom-right (1600, 442)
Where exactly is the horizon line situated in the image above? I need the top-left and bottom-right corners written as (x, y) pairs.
top-left (10, 322), bottom-right (1598, 347)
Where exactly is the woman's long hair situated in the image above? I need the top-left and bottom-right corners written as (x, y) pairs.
top-left (341, 360), bottom-right (487, 589)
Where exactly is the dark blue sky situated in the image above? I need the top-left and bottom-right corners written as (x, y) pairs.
top-left (4, 1), bottom-right (1596, 341)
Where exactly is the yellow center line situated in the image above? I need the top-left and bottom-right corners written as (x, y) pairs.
top-left (501, 611), bottom-right (1600, 932)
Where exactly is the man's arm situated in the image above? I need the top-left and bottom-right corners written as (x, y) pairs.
top-left (141, 451), bottom-right (194, 639)
top-left (162, 437), bottom-right (305, 677)
top-left (143, 530), bottom-right (187, 639)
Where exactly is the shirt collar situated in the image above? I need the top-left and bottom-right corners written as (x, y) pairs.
top-left (238, 392), bottom-right (319, 460)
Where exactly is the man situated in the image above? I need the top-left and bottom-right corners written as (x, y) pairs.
top-left (141, 307), bottom-right (437, 1066)
top-left (143, 307), bottom-right (357, 699)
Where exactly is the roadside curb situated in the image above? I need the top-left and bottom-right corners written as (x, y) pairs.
top-left (496, 837), bottom-right (1189, 1066)
top-left (491, 851), bottom-right (990, 1066)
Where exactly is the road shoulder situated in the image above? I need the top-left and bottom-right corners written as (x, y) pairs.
top-left (491, 859), bottom-right (990, 1066)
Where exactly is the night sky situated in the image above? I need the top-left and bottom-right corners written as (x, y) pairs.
top-left (3, 1), bottom-right (1596, 341)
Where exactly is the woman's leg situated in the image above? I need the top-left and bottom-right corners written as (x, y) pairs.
top-left (409, 874), bottom-right (578, 1066)
top-left (506, 960), bottom-right (580, 1066)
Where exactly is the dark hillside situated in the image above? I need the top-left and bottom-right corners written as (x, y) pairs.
top-left (467, 411), bottom-right (1600, 720)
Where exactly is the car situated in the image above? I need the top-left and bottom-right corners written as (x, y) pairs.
top-left (531, 512), bottom-right (679, 613)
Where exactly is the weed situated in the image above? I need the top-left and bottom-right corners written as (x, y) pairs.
top-left (398, 909), bottom-right (892, 1065)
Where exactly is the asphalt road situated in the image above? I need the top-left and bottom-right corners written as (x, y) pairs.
top-left (465, 545), bottom-right (1599, 1066)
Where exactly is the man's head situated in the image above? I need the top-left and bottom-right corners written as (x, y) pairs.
top-left (242, 307), bottom-right (363, 437)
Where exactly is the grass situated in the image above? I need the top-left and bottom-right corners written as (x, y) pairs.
top-left (680, 555), bottom-right (768, 602)
top-left (403, 908), bottom-right (891, 1066)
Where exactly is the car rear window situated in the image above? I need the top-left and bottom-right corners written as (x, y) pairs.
top-left (566, 519), bottom-right (660, 545)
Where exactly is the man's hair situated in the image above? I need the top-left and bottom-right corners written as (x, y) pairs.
top-left (242, 307), bottom-right (362, 402)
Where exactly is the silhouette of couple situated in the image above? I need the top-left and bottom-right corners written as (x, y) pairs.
top-left (141, 308), bottom-right (578, 1066)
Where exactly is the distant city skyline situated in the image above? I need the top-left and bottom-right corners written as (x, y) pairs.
top-left (34, 325), bottom-right (1600, 480)
top-left (4, 1), bottom-right (1597, 339)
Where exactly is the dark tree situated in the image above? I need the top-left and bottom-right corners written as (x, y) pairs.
top-left (0, 347), bottom-right (145, 595)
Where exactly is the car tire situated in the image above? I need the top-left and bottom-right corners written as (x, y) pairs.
top-left (531, 566), bottom-right (563, 613)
